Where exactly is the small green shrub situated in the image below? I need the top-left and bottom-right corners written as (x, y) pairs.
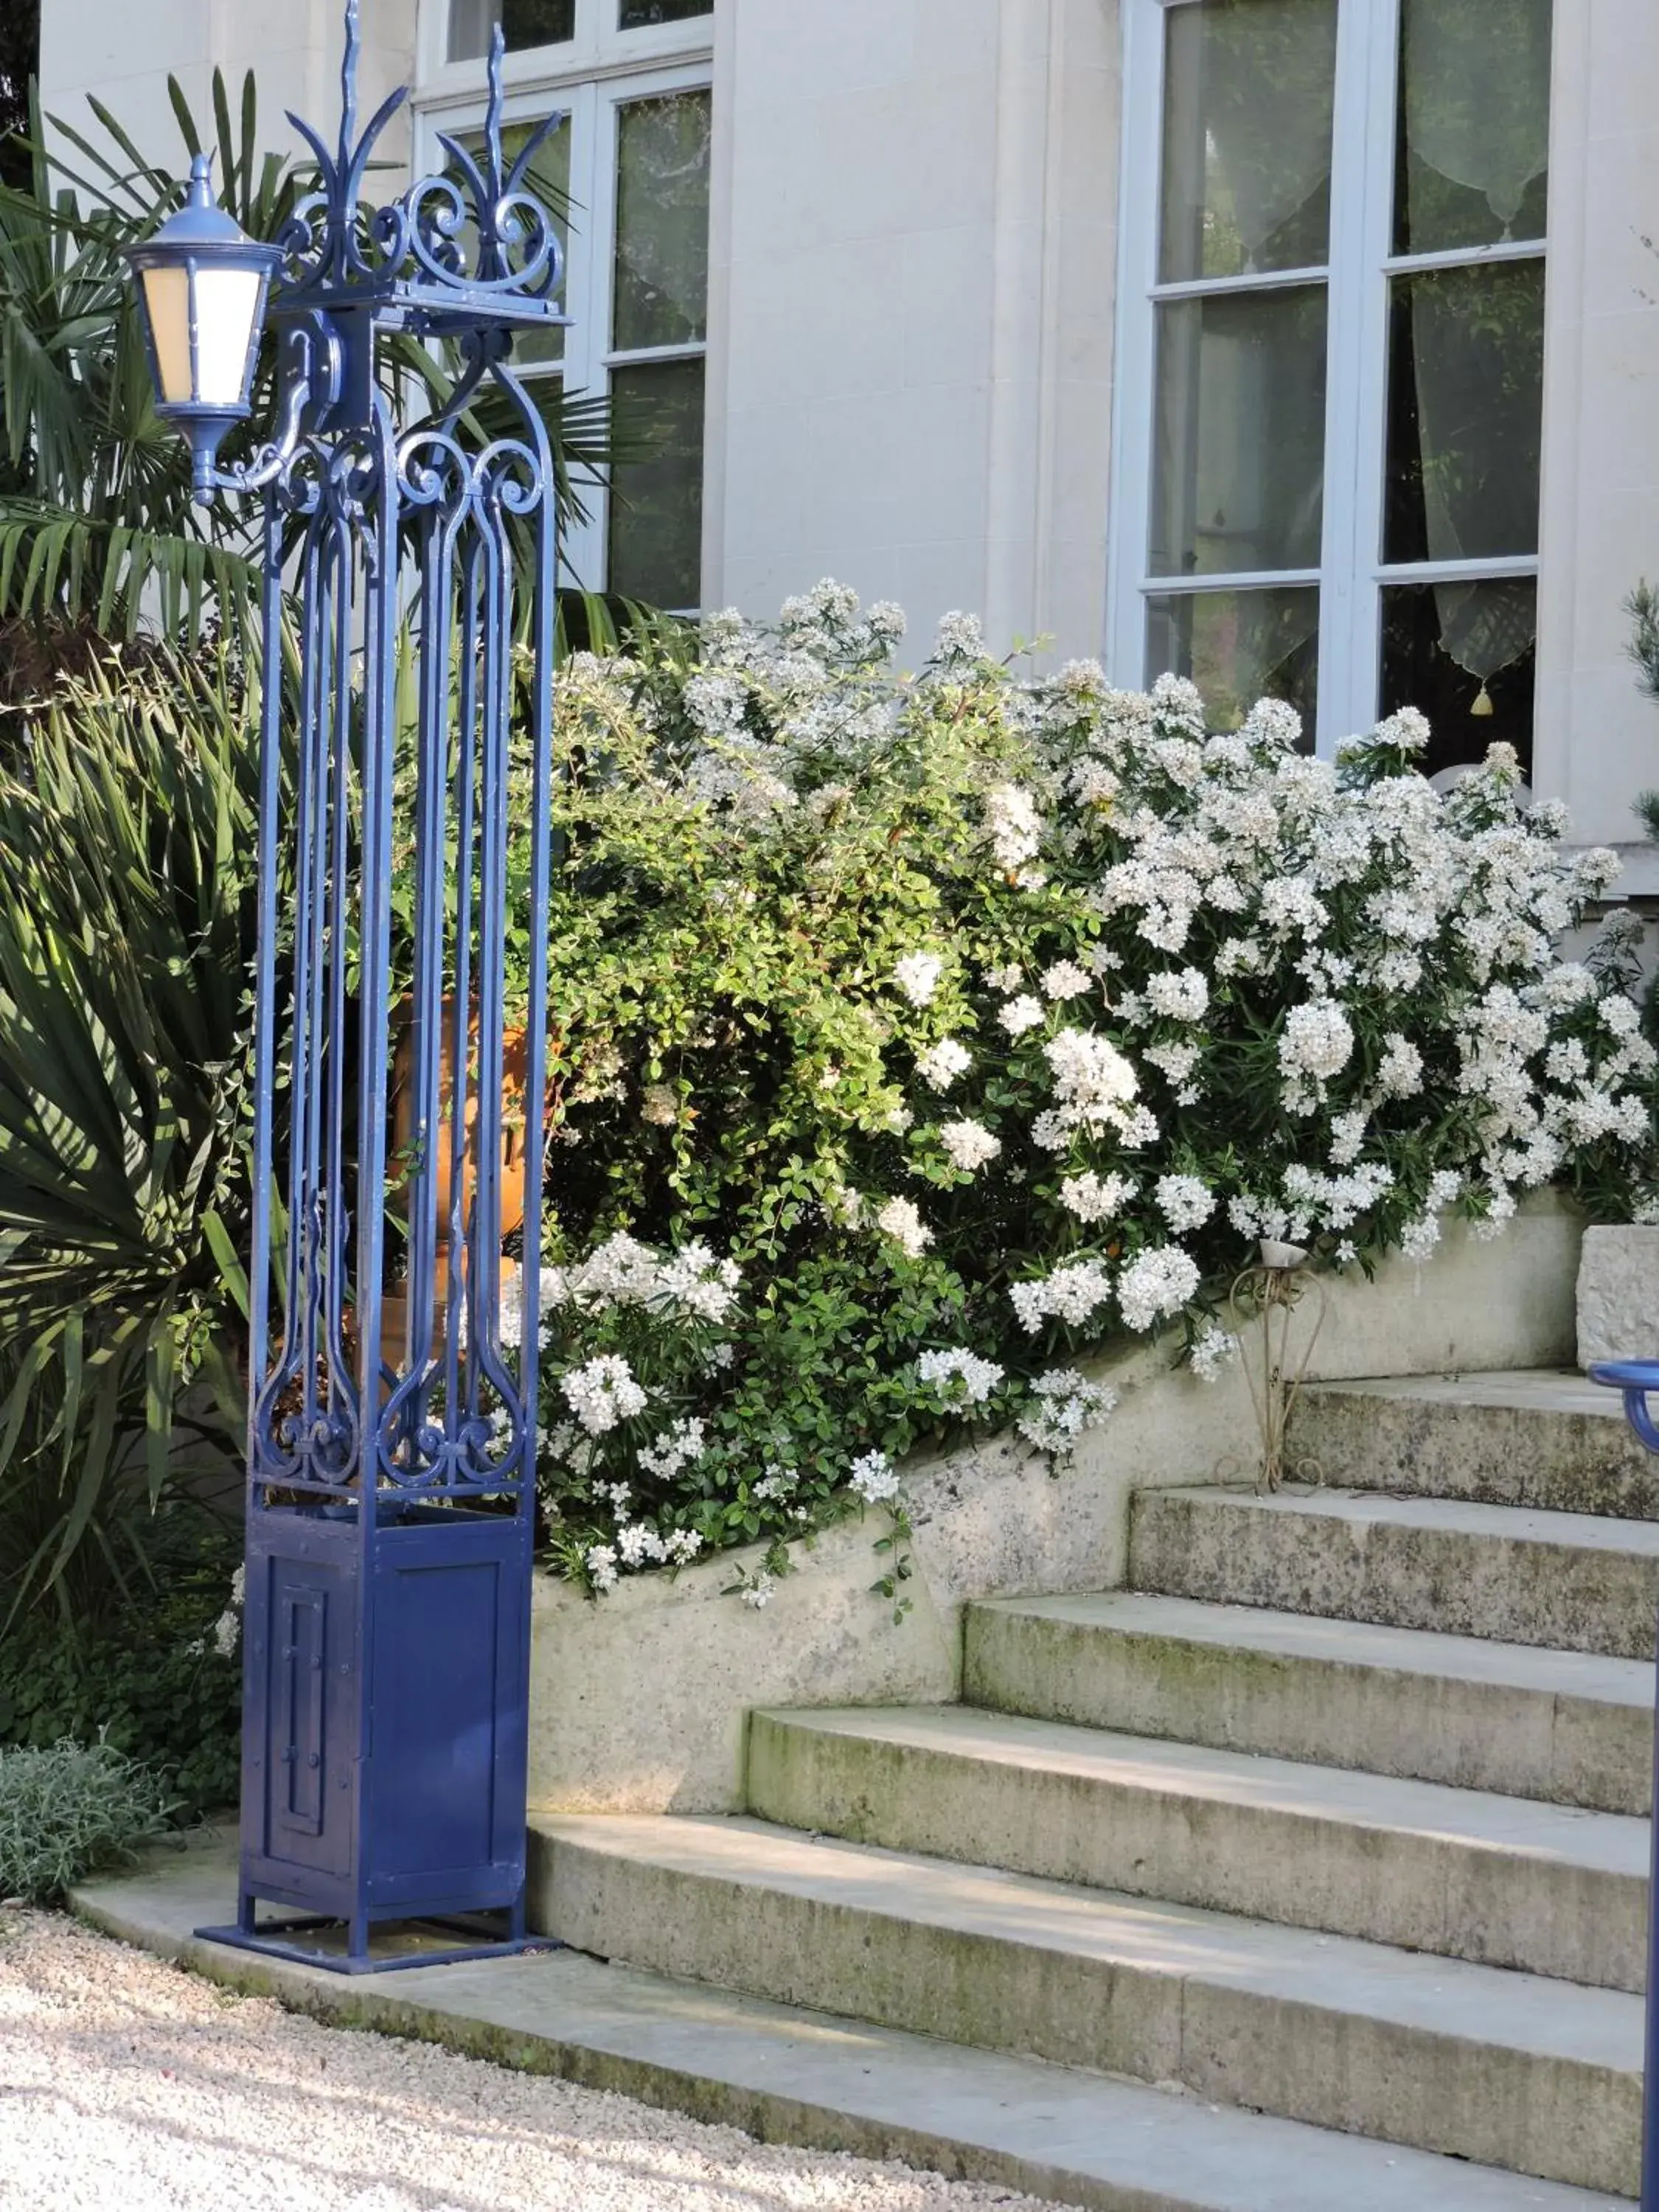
top-left (0, 1526), bottom-right (241, 1820)
top-left (0, 1738), bottom-right (175, 1902)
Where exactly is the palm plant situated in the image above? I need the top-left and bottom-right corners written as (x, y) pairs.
top-left (0, 645), bottom-right (264, 1622)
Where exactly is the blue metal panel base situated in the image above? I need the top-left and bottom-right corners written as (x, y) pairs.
top-left (194, 1913), bottom-right (562, 1976)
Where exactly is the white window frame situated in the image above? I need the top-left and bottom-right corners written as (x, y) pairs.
top-left (414, 0), bottom-right (714, 599)
top-left (1107, 0), bottom-right (1548, 755)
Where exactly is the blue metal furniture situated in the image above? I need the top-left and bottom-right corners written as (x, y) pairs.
top-left (125, 1), bottom-right (564, 1972)
top-left (1586, 1357), bottom-right (1659, 2208)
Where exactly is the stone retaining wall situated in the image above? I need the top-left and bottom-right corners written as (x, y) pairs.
top-left (527, 1194), bottom-right (1582, 1814)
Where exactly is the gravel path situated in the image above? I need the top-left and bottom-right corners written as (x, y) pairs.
top-left (0, 1912), bottom-right (1071, 2211)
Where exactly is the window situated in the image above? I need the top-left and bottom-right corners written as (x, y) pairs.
top-left (1110, 0), bottom-right (1551, 769)
top-left (425, 0), bottom-right (714, 609)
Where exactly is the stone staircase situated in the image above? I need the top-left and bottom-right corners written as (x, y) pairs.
top-left (529, 1369), bottom-right (1655, 2209)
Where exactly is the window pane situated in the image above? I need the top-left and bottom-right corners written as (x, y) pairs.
top-left (448, 0), bottom-right (574, 61)
top-left (620, 0), bottom-right (712, 24)
top-left (1159, 0), bottom-right (1338, 282)
top-left (1383, 260), bottom-right (1543, 566)
top-left (1394, 0), bottom-right (1550, 254)
top-left (1151, 286), bottom-right (1326, 577)
top-left (613, 91), bottom-right (712, 350)
top-left (1380, 579), bottom-right (1536, 780)
top-left (1146, 587), bottom-right (1319, 737)
top-left (456, 118), bottom-right (571, 365)
top-left (609, 357), bottom-right (705, 608)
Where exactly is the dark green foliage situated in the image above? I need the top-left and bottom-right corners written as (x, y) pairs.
top-left (0, 1), bottom-right (35, 193)
top-left (0, 1517), bottom-right (241, 1826)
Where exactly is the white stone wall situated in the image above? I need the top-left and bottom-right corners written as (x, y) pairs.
top-left (1534, 0), bottom-right (1659, 858)
top-left (705, 0), bottom-right (1119, 656)
top-left (38, 0), bottom-right (412, 192)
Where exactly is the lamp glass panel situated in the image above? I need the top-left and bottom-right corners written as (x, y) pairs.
top-left (192, 266), bottom-right (264, 405)
top-left (141, 265), bottom-right (194, 403)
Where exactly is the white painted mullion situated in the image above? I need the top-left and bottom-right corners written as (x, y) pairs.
top-left (1313, 0), bottom-right (1389, 753)
top-left (1104, 0), bottom-right (1164, 684)
top-left (1377, 554), bottom-right (1540, 586)
top-left (1141, 566), bottom-right (1324, 597)
top-left (1150, 262), bottom-right (1329, 305)
top-left (1383, 237), bottom-right (1548, 278)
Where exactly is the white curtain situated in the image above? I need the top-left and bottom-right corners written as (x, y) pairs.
top-left (1199, 0), bottom-right (1339, 268)
top-left (1402, 0), bottom-right (1551, 237)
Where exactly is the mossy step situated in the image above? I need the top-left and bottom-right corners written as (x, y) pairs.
top-left (962, 1590), bottom-right (1653, 1813)
top-left (746, 1703), bottom-right (1647, 1989)
top-left (1130, 1485), bottom-right (1659, 1659)
top-left (1291, 1371), bottom-right (1659, 1520)
top-left (531, 1810), bottom-right (1641, 2198)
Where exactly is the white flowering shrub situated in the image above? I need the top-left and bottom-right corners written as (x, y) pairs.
top-left (526, 583), bottom-right (1657, 1592)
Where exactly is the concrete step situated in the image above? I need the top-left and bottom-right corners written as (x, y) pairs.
top-left (745, 1705), bottom-right (1648, 1990)
top-left (1130, 1484), bottom-right (1659, 1660)
top-left (531, 1811), bottom-right (1642, 2197)
top-left (1292, 1371), bottom-right (1659, 1520)
top-left (962, 1591), bottom-right (1654, 1815)
top-left (72, 1838), bottom-right (1632, 2212)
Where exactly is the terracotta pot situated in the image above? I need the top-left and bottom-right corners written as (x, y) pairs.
top-left (390, 998), bottom-right (533, 1265)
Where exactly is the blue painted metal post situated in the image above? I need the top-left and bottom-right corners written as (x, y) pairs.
top-left (1587, 1357), bottom-right (1659, 2208)
top-left (125, 0), bottom-right (566, 1972)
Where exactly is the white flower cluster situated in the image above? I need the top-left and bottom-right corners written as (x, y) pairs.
top-left (561, 1355), bottom-right (648, 1436)
top-left (940, 1119), bottom-right (1001, 1172)
top-left (1279, 999), bottom-right (1355, 1112)
top-left (1189, 1322), bottom-right (1240, 1383)
top-left (1060, 1170), bottom-right (1135, 1223)
top-left (1010, 1258), bottom-right (1113, 1335)
top-left (876, 1194), bottom-right (935, 1258)
top-left (638, 1417), bottom-right (706, 1480)
top-left (1043, 960), bottom-right (1093, 1001)
top-left (616, 1521), bottom-right (703, 1569)
top-left (917, 1348), bottom-right (1005, 1405)
top-left (894, 951), bottom-right (945, 1006)
top-left (1117, 1245), bottom-right (1203, 1332)
top-left (917, 1037), bottom-right (973, 1091)
top-left (1155, 1175), bottom-right (1216, 1234)
top-left (1042, 1029), bottom-right (1144, 1142)
top-left (985, 784), bottom-right (1045, 886)
top-left (849, 1450), bottom-right (901, 1503)
top-left (546, 1232), bottom-right (742, 1329)
top-left (1015, 1369), bottom-right (1118, 1460)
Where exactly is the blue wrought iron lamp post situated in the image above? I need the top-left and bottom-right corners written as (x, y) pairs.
top-left (125, 1), bottom-right (564, 1972)
top-left (1587, 1358), bottom-right (1659, 2208)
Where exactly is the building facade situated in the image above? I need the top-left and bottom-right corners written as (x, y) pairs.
top-left (37, 0), bottom-right (1659, 856)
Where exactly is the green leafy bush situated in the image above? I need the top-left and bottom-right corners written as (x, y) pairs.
top-left (0, 1522), bottom-right (241, 1820)
top-left (0, 1738), bottom-right (176, 1903)
top-left (501, 585), bottom-right (1658, 1592)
